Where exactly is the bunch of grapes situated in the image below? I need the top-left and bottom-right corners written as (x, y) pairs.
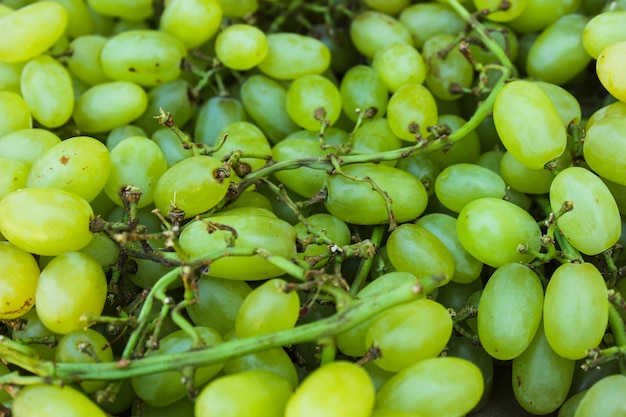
top-left (1, 0), bottom-right (626, 416)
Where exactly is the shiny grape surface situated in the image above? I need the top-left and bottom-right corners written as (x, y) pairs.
top-left (0, 1), bottom-right (625, 417)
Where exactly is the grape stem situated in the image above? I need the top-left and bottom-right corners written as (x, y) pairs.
top-left (0, 275), bottom-right (443, 384)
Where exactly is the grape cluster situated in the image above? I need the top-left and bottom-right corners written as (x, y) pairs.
top-left (1, 0), bottom-right (626, 416)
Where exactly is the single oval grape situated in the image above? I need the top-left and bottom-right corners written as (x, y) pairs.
top-left (0, 241), bottom-right (39, 320)
top-left (160, 0), bottom-right (222, 49)
top-left (257, 33), bottom-right (330, 80)
top-left (543, 262), bottom-right (608, 360)
top-left (12, 384), bottom-right (107, 417)
top-left (215, 24), bottom-right (268, 71)
top-left (574, 374), bottom-right (626, 417)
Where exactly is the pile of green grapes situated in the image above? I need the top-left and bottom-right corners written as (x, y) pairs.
top-left (2, 0), bottom-right (626, 416)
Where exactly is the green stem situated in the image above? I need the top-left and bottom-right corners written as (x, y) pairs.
top-left (609, 303), bottom-right (626, 348)
top-left (349, 226), bottom-right (384, 296)
top-left (0, 275), bottom-right (442, 383)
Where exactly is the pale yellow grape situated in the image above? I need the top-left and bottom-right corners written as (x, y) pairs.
top-left (582, 11), bottom-right (626, 59)
top-left (586, 100), bottom-right (626, 129)
top-left (349, 11), bottom-right (413, 59)
top-left (0, 128), bottom-right (60, 167)
top-left (72, 81), bottom-right (148, 133)
top-left (0, 188), bottom-right (94, 256)
top-left (104, 136), bottom-right (168, 208)
top-left (0, 91), bottom-right (32, 137)
top-left (0, 157), bottom-right (28, 200)
top-left (215, 24), bottom-right (268, 70)
top-left (0, 241), bottom-right (39, 320)
top-left (100, 30), bottom-right (187, 87)
top-left (48, 0), bottom-right (94, 38)
top-left (27, 136), bottom-right (111, 202)
top-left (364, 0), bottom-right (410, 15)
top-left (87, 0), bottom-right (153, 21)
top-left (473, 0), bottom-right (528, 21)
top-left (160, 0), bottom-right (222, 49)
top-left (20, 55), bottom-right (73, 128)
top-left (0, 61), bottom-right (24, 93)
top-left (387, 83), bottom-right (438, 141)
top-left (597, 41), bottom-right (626, 102)
top-left (64, 35), bottom-right (112, 86)
top-left (285, 74), bottom-right (342, 131)
top-left (0, 2), bottom-right (67, 63)
top-left (372, 42), bottom-right (427, 93)
top-left (258, 33), bottom-right (330, 80)
top-left (217, 0), bottom-right (258, 18)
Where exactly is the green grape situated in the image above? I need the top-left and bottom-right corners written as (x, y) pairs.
top-left (457, 197), bottom-right (542, 267)
top-left (399, 3), bottom-right (466, 50)
top-left (499, 150), bottom-right (564, 195)
top-left (257, 33), bottom-right (330, 80)
top-left (128, 257), bottom-right (179, 290)
top-left (436, 279), bottom-right (483, 312)
top-left (422, 34), bottom-right (474, 101)
top-left (386, 223), bottom-right (455, 286)
top-left (350, 118), bottom-right (403, 163)
top-left (178, 208), bottom-right (298, 280)
top-left (370, 410), bottom-right (421, 417)
top-left (584, 10), bottom-right (626, 59)
top-left (493, 79), bottom-right (566, 169)
top-left (0, 241), bottom-right (39, 319)
top-left (366, 299), bottom-right (452, 372)
top-left (477, 263), bottom-right (543, 360)
top-left (20, 54), bottom-right (73, 128)
top-left (104, 135), bottom-right (168, 208)
top-left (295, 213), bottom-right (351, 267)
top-left (604, 178), bottom-right (626, 215)
top-left (340, 65), bottom-right (388, 121)
top-left (586, 100), bottom-right (626, 129)
top-left (313, 24), bottom-right (360, 75)
top-left (395, 153), bottom-right (440, 196)
top-left (55, 328), bottom-right (114, 393)
top-left (372, 42), bottom-right (427, 93)
top-left (235, 278), bottom-right (300, 338)
top-left (376, 356), bottom-right (483, 417)
top-left (363, 0), bottom-right (409, 15)
top-left (468, 22), bottom-right (519, 65)
top-left (574, 375), bottom-right (626, 417)
top-left (27, 136), bottom-right (111, 202)
top-left (0, 2), bottom-right (67, 63)
top-left (73, 81), bottom-right (148, 133)
top-left (212, 121), bottom-right (272, 172)
top-left (416, 213), bottom-right (483, 284)
top-left (225, 189), bottom-right (274, 212)
top-left (47, 0), bottom-right (93, 38)
top-left (543, 262), bottom-right (608, 360)
top-left (526, 14), bottom-right (590, 85)
top-left (549, 166), bottom-right (621, 255)
top-left (428, 115), bottom-right (481, 169)
top-left (194, 96), bottom-right (247, 146)
top-left (79, 232), bottom-right (120, 267)
top-left (111, 18), bottom-right (150, 34)
top-left (240, 75), bottom-right (299, 144)
top-left (533, 81), bottom-right (582, 127)
top-left (223, 334), bottom-right (298, 387)
top-left (131, 327), bottom-right (224, 407)
top-left (512, 321), bottom-right (575, 414)
top-left (160, 0), bottom-right (222, 49)
top-left (0, 60), bottom-right (24, 93)
top-left (217, 0), bottom-right (258, 17)
top-left (152, 128), bottom-right (194, 167)
top-left (0, 188), bottom-right (93, 256)
top-left (196, 370), bottom-right (293, 417)
top-left (349, 11), bottom-right (413, 59)
top-left (12, 384), bottom-right (107, 417)
top-left (446, 335), bottom-right (494, 412)
top-left (387, 83), bottom-right (438, 141)
top-left (272, 136), bottom-right (330, 198)
top-left (0, 157), bottom-right (28, 200)
top-left (10, 308), bottom-right (57, 361)
top-left (596, 41), bottom-right (626, 101)
top-left (87, 0), bottom-right (152, 21)
top-left (434, 163), bottom-right (507, 213)
top-left (559, 389), bottom-right (587, 417)
top-left (336, 272), bottom-right (420, 357)
top-left (153, 155), bottom-right (230, 219)
top-left (215, 24), bottom-right (268, 71)
top-left (285, 74), bottom-right (342, 131)
top-left (325, 163), bottom-right (429, 225)
top-left (585, 110), bottom-right (626, 187)
top-left (473, 0), bottom-right (528, 21)
top-left (285, 361), bottom-right (375, 417)
top-left (0, 91), bottom-right (32, 136)
top-left (64, 35), bottom-right (112, 85)
top-left (134, 80), bottom-right (193, 136)
top-left (105, 125), bottom-right (147, 150)
top-left (100, 30), bottom-right (186, 86)
top-left (36, 252), bottom-right (107, 334)
top-left (508, 0), bottom-right (580, 33)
